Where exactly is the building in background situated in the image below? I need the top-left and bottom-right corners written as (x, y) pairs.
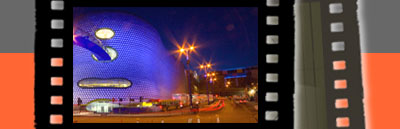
top-left (199, 66), bottom-right (258, 97)
top-left (73, 11), bottom-right (187, 104)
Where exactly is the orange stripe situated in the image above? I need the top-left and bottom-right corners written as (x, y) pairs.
top-left (0, 52), bottom-right (396, 128)
top-left (362, 53), bottom-right (400, 129)
top-left (0, 53), bottom-right (34, 129)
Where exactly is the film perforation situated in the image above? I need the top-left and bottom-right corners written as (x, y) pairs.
top-left (266, 16), bottom-right (279, 26)
top-left (51, 38), bottom-right (64, 48)
top-left (266, 54), bottom-right (279, 63)
top-left (334, 79), bottom-right (347, 90)
top-left (266, 35), bottom-right (279, 45)
top-left (51, 19), bottom-right (64, 29)
top-left (266, 0), bottom-right (279, 7)
top-left (331, 41), bottom-right (345, 52)
top-left (329, 3), bottom-right (343, 14)
top-left (51, 0), bottom-right (64, 11)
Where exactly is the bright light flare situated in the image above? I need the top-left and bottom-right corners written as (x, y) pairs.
top-left (73, 34), bottom-right (78, 44)
top-left (173, 44), bottom-right (187, 62)
top-left (248, 89), bottom-right (256, 96)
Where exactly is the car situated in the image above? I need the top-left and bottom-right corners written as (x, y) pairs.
top-left (234, 99), bottom-right (248, 104)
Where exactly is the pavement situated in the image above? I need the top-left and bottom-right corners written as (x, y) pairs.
top-left (73, 100), bottom-right (222, 117)
top-left (73, 99), bottom-right (258, 123)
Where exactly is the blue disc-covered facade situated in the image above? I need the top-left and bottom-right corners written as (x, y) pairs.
top-left (73, 11), bottom-right (187, 104)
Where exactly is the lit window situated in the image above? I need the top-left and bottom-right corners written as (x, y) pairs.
top-left (92, 46), bottom-right (118, 62)
top-left (95, 28), bottom-right (115, 39)
top-left (78, 78), bottom-right (132, 88)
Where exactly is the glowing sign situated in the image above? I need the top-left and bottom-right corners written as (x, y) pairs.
top-left (141, 102), bottom-right (153, 107)
top-left (78, 78), bottom-right (131, 88)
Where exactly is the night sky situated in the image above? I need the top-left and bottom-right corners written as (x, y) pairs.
top-left (74, 7), bottom-right (258, 71)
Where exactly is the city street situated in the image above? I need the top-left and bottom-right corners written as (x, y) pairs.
top-left (73, 99), bottom-right (258, 123)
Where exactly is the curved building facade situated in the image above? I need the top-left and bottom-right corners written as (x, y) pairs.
top-left (73, 11), bottom-right (187, 104)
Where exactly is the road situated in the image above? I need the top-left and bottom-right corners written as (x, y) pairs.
top-left (73, 99), bottom-right (258, 123)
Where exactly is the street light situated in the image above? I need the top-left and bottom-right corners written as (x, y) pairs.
top-left (177, 43), bottom-right (196, 108)
top-left (211, 75), bottom-right (216, 100)
top-left (248, 89), bottom-right (256, 96)
top-left (199, 62), bottom-right (214, 105)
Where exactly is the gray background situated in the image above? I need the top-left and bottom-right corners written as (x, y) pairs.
top-left (0, 0), bottom-right (34, 53)
top-left (0, 0), bottom-right (398, 53)
top-left (358, 0), bottom-right (400, 53)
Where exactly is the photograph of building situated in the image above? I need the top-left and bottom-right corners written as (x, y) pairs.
top-left (73, 7), bottom-right (258, 123)
top-left (73, 12), bottom-right (187, 104)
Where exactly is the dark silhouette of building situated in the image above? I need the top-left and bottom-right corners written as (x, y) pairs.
top-left (199, 66), bottom-right (258, 96)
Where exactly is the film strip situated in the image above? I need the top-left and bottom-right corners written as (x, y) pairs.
top-left (264, 0), bottom-right (295, 129)
top-left (35, 0), bottom-right (70, 128)
top-left (296, 0), bottom-right (365, 129)
top-left (35, 0), bottom-right (296, 128)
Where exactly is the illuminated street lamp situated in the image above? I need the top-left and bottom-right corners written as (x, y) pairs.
top-left (178, 43), bottom-right (196, 108)
top-left (248, 89), bottom-right (256, 96)
top-left (211, 74), bottom-right (217, 100)
top-left (199, 62), bottom-right (214, 105)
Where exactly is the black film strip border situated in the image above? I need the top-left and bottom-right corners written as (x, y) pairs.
top-left (35, 0), bottom-right (70, 128)
top-left (35, 0), bottom-right (296, 128)
top-left (264, 0), bottom-right (295, 129)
